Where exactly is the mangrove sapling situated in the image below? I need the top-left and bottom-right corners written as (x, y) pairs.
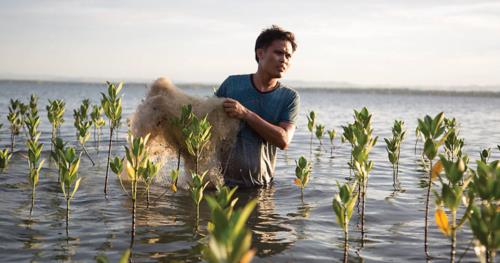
top-left (115, 133), bottom-right (150, 247)
top-left (327, 129), bottom-right (336, 157)
top-left (74, 104), bottom-right (95, 166)
top-left (480, 148), bottom-right (491, 163)
top-left (90, 105), bottom-right (105, 151)
top-left (7, 99), bottom-right (23, 152)
top-left (101, 81), bottom-right (123, 196)
top-left (294, 156), bottom-right (312, 199)
top-left (0, 149), bottom-right (13, 173)
top-left (341, 124), bottom-right (356, 177)
top-left (468, 160), bottom-right (500, 263)
top-left (180, 106), bottom-right (212, 227)
top-left (417, 112), bottom-right (449, 258)
top-left (348, 107), bottom-right (377, 245)
top-left (315, 124), bottom-right (325, 150)
top-left (140, 159), bottom-right (160, 208)
top-left (57, 146), bottom-right (82, 235)
top-left (434, 155), bottom-right (473, 263)
top-left (25, 113), bottom-right (45, 215)
top-left (384, 120), bottom-right (406, 190)
top-left (51, 137), bottom-right (67, 182)
top-left (46, 99), bottom-right (65, 153)
top-left (307, 111), bottom-right (316, 154)
top-left (332, 181), bottom-right (358, 263)
top-left (204, 187), bottom-right (257, 263)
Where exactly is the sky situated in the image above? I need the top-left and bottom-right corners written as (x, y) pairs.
top-left (1, 0), bottom-right (499, 87)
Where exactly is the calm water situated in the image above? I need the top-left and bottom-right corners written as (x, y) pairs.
top-left (0, 81), bottom-right (499, 262)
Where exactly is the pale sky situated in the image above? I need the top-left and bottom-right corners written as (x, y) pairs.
top-left (1, 0), bottom-right (499, 87)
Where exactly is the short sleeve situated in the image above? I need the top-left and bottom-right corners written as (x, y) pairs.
top-left (279, 91), bottom-right (300, 124)
top-left (215, 77), bottom-right (230, 97)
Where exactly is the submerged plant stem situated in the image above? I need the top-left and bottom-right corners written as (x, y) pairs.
top-left (30, 187), bottom-right (35, 215)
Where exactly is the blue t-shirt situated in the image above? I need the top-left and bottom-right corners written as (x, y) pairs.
top-left (216, 74), bottom-right (300, 187)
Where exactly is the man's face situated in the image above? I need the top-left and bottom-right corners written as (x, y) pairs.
top-left (257, 40), bottom-right (293, 79)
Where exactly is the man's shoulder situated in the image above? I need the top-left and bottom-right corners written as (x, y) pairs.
top-left (224, 74), bottom-right (251, 83)
top-left (277, 83), bottom-right (299, 100)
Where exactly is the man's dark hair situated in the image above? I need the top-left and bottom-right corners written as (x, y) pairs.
top-left (255, 25), bottom-right (297, 62)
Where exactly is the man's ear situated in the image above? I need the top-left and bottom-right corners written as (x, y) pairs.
top-left (256, 48), bottom-right (265, 62)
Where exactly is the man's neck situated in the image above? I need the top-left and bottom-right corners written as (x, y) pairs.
top-left (252, 72), bottom-right (279, 92)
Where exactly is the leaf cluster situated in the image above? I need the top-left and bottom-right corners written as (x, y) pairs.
top-left (57, 146), bottom-right (82, 201)
top-left (46, 99), bottom-right (65, 129)
top-left (384, 120), bottom-right (406, 165)
top-left (0, 149), bottom-right (13, 172)
top-left (294, 156), bottom-right (312, 189)
top-left (307, 111), bottom-right (316, 133)
top-left (204, 188), bottom-right (256, 263)
top-left (417, 112), bottom-right (449, 160)
top-left (332, 181), bottom-right (358, 231)
top-left (101, 82), bottom-right (123, 129)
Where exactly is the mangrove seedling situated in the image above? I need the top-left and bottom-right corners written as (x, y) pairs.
top-left (434, 154), bottom-right (473, 263)
top-left (140, 159), bottom-right (160, 208)
top-left (190, 171), bottom-right (210, 229)
top-left (170, 168), bottom-right (180, 193)
top-left (7, 99), bottom-right (23, 152)
top-left (46, 99), bottom-right (65, 152)
top-left (90, 104), bottom-right (106, 151)
top-left (332, 181), bottom-right (358, 263)
top-left (0, 148), bottom-right (13, 173)
top-left (25, 113), bottom-right (44, 215)
top-left (348, 107), bottom-right (378, 244)
top-left (51, 137), bottom-right (67, 182)
top-left (74, 102), bottom-right (95, 166)
top-left (171, 104), bottom-right (195, 178)
top-left (315, 124), bottom-right (325, 149)
top-left (468, 160), bottom-right (500, 263)
top-left (117, 133), bottom-right (150, 247)
top-left (102, 81), bottom-right (123, 196)
top-left (58, 146), bottom-right (82, 234)
top-left (327, 129), bottom-right (336, 157)
top-left (443, 118), bottom-right (464, 161)
top-left (417, 112), bottom-right (449, 257)
top-left (384, 120), bottom-right (406, 190)
top-left (204, 188), bottom-right (257, 263)
top-left (341, 123), bottom-right (356, 177)
top-left (294, 156), bottom-right (312, 198)
top-left (307, 110), bottom-right (316, 153)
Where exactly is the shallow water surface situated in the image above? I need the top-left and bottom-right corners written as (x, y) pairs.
top-left (0, 81), bottom-right (499, 262)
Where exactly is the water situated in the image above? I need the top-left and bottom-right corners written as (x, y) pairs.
top-left (0, 80), bottom-right (499, 262)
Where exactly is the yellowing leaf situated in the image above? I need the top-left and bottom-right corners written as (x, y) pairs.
top-left (432, 160), bottom-right (443, 181)
top-left (126, 161), bottom-right (135, 179)
top-left (170, 184), bottom-right (177, 193)
top-left (435, 208), bottom-right (450, 236)
top-left (294, 178), bottom-right (302, 187)
top-left (240, 249), bottom-right (256, 263)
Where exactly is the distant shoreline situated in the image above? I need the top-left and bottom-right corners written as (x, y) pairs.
top-left (1, 79), bottom-right (499, 98)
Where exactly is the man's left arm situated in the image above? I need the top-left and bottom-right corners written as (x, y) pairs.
top-left (222, 98), bottom-right (295, 150)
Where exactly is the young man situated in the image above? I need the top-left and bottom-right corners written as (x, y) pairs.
top-left (216, 25), bottom-right (299, 187)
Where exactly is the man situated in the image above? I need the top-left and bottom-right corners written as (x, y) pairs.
top-left (216, 25), bottom-right (299, 187)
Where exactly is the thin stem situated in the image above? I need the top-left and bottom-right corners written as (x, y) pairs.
top-left (361, 178), bottom-right (367, 247)
top-left (424, 159), bottom-right (433, 259)
top-left (82, 144), bottom-right (95, 166)
top-left (343, 207), bottom-right (349, 263)
top-left (30, 187), bottom-right (35, 215)
top-left (10, 132), bottom-right (15, 153)
top-left (451, 210), bottom-right (457, 263)
top-left (104, 127), bottom-right (114, 196)
top-left (66, 197), bottom-right (70, 237)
